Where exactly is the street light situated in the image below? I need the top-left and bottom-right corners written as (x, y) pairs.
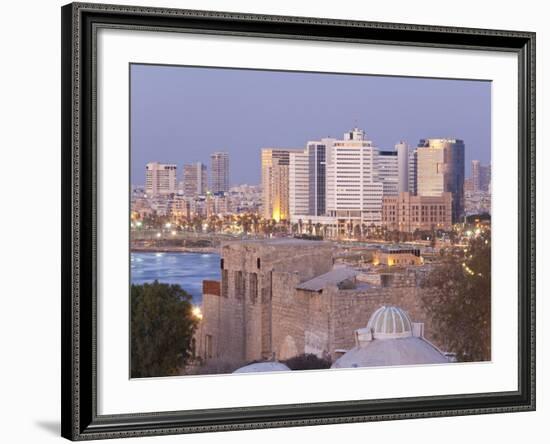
top-left (191, 306), bottom-right (203, 320)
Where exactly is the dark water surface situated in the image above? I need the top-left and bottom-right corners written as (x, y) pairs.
top-left (130, 252), bottom-right (220, 303)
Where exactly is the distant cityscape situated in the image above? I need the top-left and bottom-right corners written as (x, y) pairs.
top-left (131, 126), bottom-right (491, 240)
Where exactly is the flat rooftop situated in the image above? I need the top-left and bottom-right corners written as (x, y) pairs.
top-left (297, 266), bottom-right (359, 292)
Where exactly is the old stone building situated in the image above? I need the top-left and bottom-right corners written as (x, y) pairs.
top-left (196, 239), bottom-right (433, 366)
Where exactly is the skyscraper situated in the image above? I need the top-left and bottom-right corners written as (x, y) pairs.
top-left (210, 152), bottom-right (230, 194)
top-left (289, 150), bottom-right (309, 218)
top-left (183, 162), bottom-right (207, 197)
top-left (481, 164), bottom-right (491, 192)
top-left (395, 141), bottom-right (409, 193)
top-left (261, 148), bottom-right (302, 221)
top-left (471, 160), bottom-right (481, 192)
top-left (325, 128), bottom-right (384, 225)
top-left (308, 139), bottom-right (336, 216)
top-left (408, 148), bottom-right (418, 196)
top-left (416, 138), bottom-right (465, 222)
top-left (471, 160), bottom-right (491, 192)
top-left (377, 150), bottom-right (399, 196)
top-left (145, 162), bottom-right (177, 196)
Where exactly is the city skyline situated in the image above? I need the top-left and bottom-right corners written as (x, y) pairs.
top-left (130, 64), bottom-right (491, 186)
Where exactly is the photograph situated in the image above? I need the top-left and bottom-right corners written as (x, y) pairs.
top-left (129, 64), bottom-right (492, 378)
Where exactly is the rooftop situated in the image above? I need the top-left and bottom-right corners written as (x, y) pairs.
top-left (297, 266), bottom-right (359, 292)
top-left (233, 361), bottom-right (291, 374)
top-left (331, 337), bottom-right (449, 368)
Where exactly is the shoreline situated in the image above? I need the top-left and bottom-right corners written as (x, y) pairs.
top-left (131, 246), bottom-right (220, 254)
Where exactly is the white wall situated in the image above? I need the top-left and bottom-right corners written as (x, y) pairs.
top-left (0, 0), bottom-right (546, 442)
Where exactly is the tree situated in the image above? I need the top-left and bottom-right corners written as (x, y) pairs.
top-left (282, 353), bottom-right (332, 370)
top-left (131, 281), bottom-right (198, 378)
top-left (419, 232), bottom-right (491, 362)
top-left (353, 223), bottom-right (362, 239)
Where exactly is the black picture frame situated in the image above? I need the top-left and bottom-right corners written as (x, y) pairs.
top-left (61, 2), bottom-right (536, 440)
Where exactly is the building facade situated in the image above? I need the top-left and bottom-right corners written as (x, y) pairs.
top-left (325, 128), bottom-right (384, 226)
top-left (183, 162), bottom-right (207, 197)
top-left (372, 246), bottom-right (423, 266)
top-left (210, 152), bottom-right (230, 194)
top-left (416, 138), bottom-right (465, 222)
top-left (408, 147), bottom-right (418, 196)
top-left (261, 148), bottom-right (302, 221)
top-left (289, 150), bottom-right (309, 218)
top-left (396, 141), bottom-right (409, 193)
top-left (377, 150), bottom-right (399, 196)
top-left (145, 162), bottom-right (177, 196)
top-left (307, 139), bottom-right (335, 216)
top-left (471, 160), bottom-right (491, 193)
top-left (381, 191), bottom-right (453, 232)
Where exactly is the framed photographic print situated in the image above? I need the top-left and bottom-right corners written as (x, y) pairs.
top-left (61, 2), bottom-right (536, 440)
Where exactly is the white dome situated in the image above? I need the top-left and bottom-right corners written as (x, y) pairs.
top-left (232, 362), bottom-right (291, 374)
top-left (366, 306), bottom-right (413, 339)
top-left (331, 336), bottom-right (449, 368)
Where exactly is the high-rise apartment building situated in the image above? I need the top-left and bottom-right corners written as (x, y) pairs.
top-left (471, 160), bottom-right (491, 192)
top-left (481, 164), bottom-right (491, 192)
top-left (416, 138), bottom-right (465, 222)
top-left (395, 141), bottom-right (409, 193)
top-left (308, 139), bottom-right (336, 216)
top-left (210, 152), bottom-right (230, 194)
top-left (289, 150), bottom-right (309, 218)
top-left (145, 162), bottom-right (177, 196)
top-left (408, 148), bottom-right (418, 196)
top-left (261, 148), bottom-right (302, 221)
top-left (289, 138), bottom-right (335, 219)
top-left (325, 128), bottom-right (384, 225)
top-left (183, 162), bottom-right (207, 197)
top-left (377, 150), bottom-right (399, 196)
top-left (471, 160), bottom-right (481, 192)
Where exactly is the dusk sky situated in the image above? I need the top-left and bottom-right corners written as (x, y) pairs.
top-left (130, 64), bottom-right (491, 186)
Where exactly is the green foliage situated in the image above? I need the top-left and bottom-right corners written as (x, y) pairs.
top-left (282, 353), bottom-right (332, 370)
top-left (420, 232), bottom-right (491, 362)
top-left (131, 281), bottom-right (198, 378)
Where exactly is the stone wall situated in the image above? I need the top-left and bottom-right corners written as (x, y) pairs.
top-left (270, 271), bottom-right (440, 362)
top-left (198, 240), bottom-right (334, 364)
top-left (270, 272), bottom-right (333, 360)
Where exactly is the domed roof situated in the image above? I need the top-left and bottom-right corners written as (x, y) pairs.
top-left (232, 361), bottom-right (291, 374)
top-left (331, 336), bottom-right (449, 369)
top-left (331, 305), bottom-right (449, 369)
top-left (366, 306), bottom-right (413, 340)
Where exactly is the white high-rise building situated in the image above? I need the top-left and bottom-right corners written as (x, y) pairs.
top-left (210, 152), bottom-right (229, 193)
top-left (326, 128), bottom-right (384, 225)
top-left (289, 138), bottom-right (336, 220)
top-left (289, 150), bottom-right (309, 218)
top-left (145, 162), bottom-right (177, 197)
top-left (395, 141), bottom-right (409, 193)
top-left (183, 162), bottom-right (207, 197)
